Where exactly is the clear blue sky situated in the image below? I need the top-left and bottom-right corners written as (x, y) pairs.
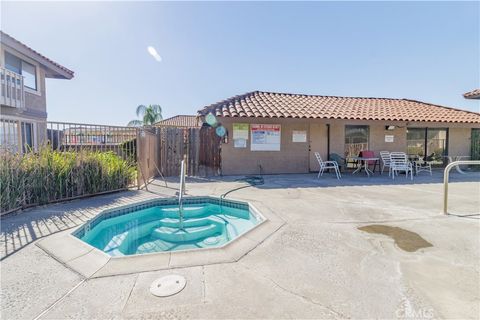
top-left (2, 1), bottom-right (479, 125)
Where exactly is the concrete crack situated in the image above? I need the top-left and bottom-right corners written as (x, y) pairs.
top-left (239, 263), bottom-right (348, 319)
top-left (121, 273), bottom-right (139, 315)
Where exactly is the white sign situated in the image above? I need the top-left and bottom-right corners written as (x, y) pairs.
top-left (385, 135), bottom-right (394, 143)
top-left (292, 130), bottom-right (307, 143)
top-left (233, 123), bottom-right (249, 140)
top-left (233, 138), bottom-right (247, 148)
top-left (251, 124), bottom-right (281, 151)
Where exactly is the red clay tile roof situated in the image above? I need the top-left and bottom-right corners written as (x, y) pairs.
top-left (198, 91), bottom-right (480, 124)
top-left (463, 89), bottom-right (480, 99)
top-left (0, 31), bottom-right (74, 79)
top-left (155, 115), bottom-right (200, 128)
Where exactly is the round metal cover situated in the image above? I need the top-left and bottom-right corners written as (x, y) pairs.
top-left (150, 275), bottom-right (186, 297)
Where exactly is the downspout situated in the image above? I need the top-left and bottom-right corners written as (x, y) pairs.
top-left (327, 124), bottom-right (330, 160)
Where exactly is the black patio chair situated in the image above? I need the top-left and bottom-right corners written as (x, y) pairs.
top-left (329, 153), bottom-right (347, 172)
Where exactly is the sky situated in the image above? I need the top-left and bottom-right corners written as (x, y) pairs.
top-left (1, 1), bottom-right (479, 126)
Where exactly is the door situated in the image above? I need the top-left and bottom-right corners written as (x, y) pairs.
top-left (309, 123), bottom-right (328, 172)
top-left (472, 129), bottom-right (480, 160)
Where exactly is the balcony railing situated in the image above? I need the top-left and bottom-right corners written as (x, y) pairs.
top-left (1, 67), bottom-right (25, 109)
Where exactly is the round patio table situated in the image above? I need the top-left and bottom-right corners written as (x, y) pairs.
top-left (351, 157), bottom-right (379, 177)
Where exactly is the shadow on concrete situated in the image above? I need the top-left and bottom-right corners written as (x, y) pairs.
top-left (249, 171), bottom-right (480, 189)
top-left (0, 191), bottom-right (156, 261)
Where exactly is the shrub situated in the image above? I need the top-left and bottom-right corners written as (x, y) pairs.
top-left (0, 147), bottom-right (137, 213)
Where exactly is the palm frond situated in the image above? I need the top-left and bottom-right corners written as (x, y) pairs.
top-left (127, 120), bottom-right (143, 127)
top-left (136, 105), bottom-right (147, 118)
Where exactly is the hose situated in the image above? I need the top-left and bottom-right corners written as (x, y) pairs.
top-left (220, 175), bottom-right (264, 199)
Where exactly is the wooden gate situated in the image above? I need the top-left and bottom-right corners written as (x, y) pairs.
top-left (140, 126), bottom-right (221, 178)
top-left (197, 127), bottom-right (222, 176)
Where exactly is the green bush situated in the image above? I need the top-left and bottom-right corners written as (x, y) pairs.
top-left (0, 147), bottom-right (137, 213)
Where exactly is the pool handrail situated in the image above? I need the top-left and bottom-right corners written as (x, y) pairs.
top-left (178, 159), bottom-right (186, 229)
top-left (443, 160), bottom-right (480, 215)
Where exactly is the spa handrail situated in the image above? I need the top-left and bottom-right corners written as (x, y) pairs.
top-left (178, 160), bottom-right (186, 229)
top-left (443, 160), bottom-right (480, 215)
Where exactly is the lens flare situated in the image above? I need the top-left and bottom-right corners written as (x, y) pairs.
top-left (205, 113), bottom-right (217, 126)
top-left (216, 126), bottom-right (226, 137)
top-left (147, 46), bottom-right (162, 62)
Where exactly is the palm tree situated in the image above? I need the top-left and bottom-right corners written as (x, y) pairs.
top-left (127, 104), bottom-right (163, 127)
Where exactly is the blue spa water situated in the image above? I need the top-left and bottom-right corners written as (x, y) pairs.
top-left (78, 203), bottom-right (259, 256)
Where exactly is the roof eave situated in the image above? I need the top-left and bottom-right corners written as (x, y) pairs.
top-left (1, 32), bottom-right (74, 80)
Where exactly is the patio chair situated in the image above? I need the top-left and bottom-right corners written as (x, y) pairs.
top-left (415, 153), bottom-right (433, 176)
top-left (359, 150), bottom-right (380, 172)
top-left (390, 152), bottom-right (413, 180)
top-left (329, 153), bottom-right (346, 172)
top-left (315, 152), bottom-right (341, 179)
top-left (379, 151), bottom-right (391, 175)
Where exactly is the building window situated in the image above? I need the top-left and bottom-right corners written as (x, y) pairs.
top-left (0, 119), bottom-right (20, 152)
top-left (345, 125), bottom-right (369, 158)
top-left (21, 61), bottom-right (37, 90)
top-left (21, 122), bottom-right (34, 152)
top-left (407, 128), bottom-right (448, 165)
top-left (5, 52), bottom-right (37, 90)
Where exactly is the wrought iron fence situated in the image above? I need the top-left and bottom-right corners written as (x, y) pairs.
top-left (0, 119), bottom-right (138, 215)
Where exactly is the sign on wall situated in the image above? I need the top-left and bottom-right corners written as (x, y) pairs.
top-left (251, 124), bottom-right (281, 151)
top-left (385, 135), bottom-right (394, 143)
top-left (233, 123), bottom-right (249, 140)
top-left (292, 130), bottom-right (307, 143)
top-left (233, 123), bottom-right (249, 148)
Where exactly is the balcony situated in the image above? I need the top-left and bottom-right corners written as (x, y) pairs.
top-left (1, 67), bottom-right (25, 109)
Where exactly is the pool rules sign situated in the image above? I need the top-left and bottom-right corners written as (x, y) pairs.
top-left (250, 124), bottom-right (281, 151)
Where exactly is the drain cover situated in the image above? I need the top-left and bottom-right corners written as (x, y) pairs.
top-left (203, 236), bottom-right (219, 245)
top-left (150, 275), bottom-right (186, 297)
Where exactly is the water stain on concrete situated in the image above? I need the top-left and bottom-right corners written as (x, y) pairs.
top-left (358, 225), bottom-right (433, 252)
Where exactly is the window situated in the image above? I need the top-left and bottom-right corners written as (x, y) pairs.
top-left (406, 128), bottom-right (426, 157)
top-left (0, 120), bottom-right (20, 152)
top-left (407, 128), bottom-right (448, 165)
top-left (21, 122), bottom-right (34, 152)
top-left (345, 125), bottom-right (369, 158)
top-left (21, 62), bottom-right (37, 90)
top-left (4, 52), bottom-right (37, 90)
top-left (5, 52), bottom-right (21, 74)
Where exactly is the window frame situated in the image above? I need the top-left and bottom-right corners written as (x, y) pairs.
top-left (344, 125), bottom-right (370, 158)
top-left (21, 60), bottom-right (37, 91)
top-left (3, 50), bottom-right (40, 94)
top-left (406, 127), bottom-right (449, 165)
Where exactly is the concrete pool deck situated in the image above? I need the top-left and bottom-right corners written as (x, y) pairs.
top-left (1, 171), bottom-right (479, 319)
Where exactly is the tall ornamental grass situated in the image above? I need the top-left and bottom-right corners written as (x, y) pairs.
top-left (0, 147), bottom-right (137, 213)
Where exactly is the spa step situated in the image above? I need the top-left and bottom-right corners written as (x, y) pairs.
top-left (158, 217), bottom-right (224, 228)
top-left (152, 224), bottom-right (219, 242)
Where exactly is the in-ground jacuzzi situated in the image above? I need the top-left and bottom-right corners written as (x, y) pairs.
top-left (73, 197), bottom-right (264, 256)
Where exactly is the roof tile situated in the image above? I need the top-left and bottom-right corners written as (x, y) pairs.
top-left (155, 115), bottom-right (200, 128)
top-left (198, 91), bottom-right (480, 124)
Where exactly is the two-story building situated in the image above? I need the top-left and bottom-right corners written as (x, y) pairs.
top-left (0, 31), bottom-right (74, 152)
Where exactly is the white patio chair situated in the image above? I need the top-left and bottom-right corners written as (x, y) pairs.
top-left (315, 152), bottom-right (341, 179)
top-left (390, 152), bottom-right (413, 180)
top-left (379, 151), bottom-right (391, 175)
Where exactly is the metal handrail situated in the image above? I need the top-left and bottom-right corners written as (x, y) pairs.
top-left (178, 159), bottom-right (186, 230)
top-left (443, 160), bottom-right (480, 215)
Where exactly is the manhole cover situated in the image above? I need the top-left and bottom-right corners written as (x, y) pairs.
top-left (150, 275), bottom-right (186, 297)
top-left (203, 236), bottom-right (219, 245)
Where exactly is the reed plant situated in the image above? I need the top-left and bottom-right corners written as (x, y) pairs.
top-left (0, 147), bottom-right (136, 213)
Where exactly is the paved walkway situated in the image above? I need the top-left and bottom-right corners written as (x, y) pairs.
top-left (1, 171), bottom-right (479, 319)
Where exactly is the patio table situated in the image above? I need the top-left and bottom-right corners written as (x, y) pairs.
top-left (445, 155), bottom-right (471, 174)
top-left (351, 157), bottom-right (379, 177)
